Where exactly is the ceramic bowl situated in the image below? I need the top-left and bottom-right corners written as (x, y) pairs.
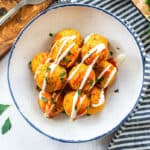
top-left (8, 4), bottom-right (144, 143)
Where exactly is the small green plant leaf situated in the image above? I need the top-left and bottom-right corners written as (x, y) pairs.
top-left (0, 104), bottom-right (10, 116)
top-left (1, 117), bottom-right (12, 135)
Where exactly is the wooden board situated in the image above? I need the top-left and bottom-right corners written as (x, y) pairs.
top-left (132, 0), bottom-right (150, 21)
top-left (0, 0), bottom-right (55, 58)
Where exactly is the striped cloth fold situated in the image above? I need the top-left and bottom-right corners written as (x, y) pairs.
top-left (58, 0), bottom-right (150, 149)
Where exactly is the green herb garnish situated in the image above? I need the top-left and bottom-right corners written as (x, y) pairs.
top-left (60, 72), bottom-right (66, 80)
top-left (62, 57), bottom-right (71, 62)
top-left (77, 89), bottom-right (81, 97)
top-left (49, 33), bottom-right (53, 37)
top-left (110, 51), bottom-right (113, 56)
top-left (36, 86), bottom-right (40, 91)
top-left (41, 96), bottom-right (48, 102)
top-left (67, 51), bottom-right (72, 55)
top-left (0, 104), bottom-right (10, 116)
top-left (1, 117), bottom-right (12, 135)
top-left (62, 57), bottom-right (68, 62)
top-left (45, 77), bottom-right (48, 83)
top-left (114, 89), bottom-right (119, 93)
top-left (28, 61), bottom-right (32, 68)
top-left (46, 67), bottom-right (51, 72)
top-left (88, 80), bottom-right (94, 86)
top-left (97, 77), bottom-right (104, 83)
top-left (75, 105), bottom-right (77, 110)
top-left (51, 98), bottom-right (55, 104)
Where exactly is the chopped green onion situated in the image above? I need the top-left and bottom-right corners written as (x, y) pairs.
top-left (51, 98), bottom-right (55, 104)
top-left (97, 77), bottom-right (104, 82)
top-left (110, 51), bottom-right (113, 56)
top-left (49, 33), bottom-right (53, 37)
top-left (60, 72), bottom-right (66, 80)
top-left (62, 57), bottom-right (68, 62)
top-left (114, 89), bottom-right (119, 93)
top-left (46, 67), bottom-right (51, 72)
top-left (41, 96), bottom-right (48, 102)
top-left (77, 89), bottom-right (81, 97)
top-left (67, 51), bottom-right (72, 55)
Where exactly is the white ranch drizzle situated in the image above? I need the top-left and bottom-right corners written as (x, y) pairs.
top-left (34, 64), bottom-right (42, 79)
top-left (36, 36), bottom-right (106, 119)
top-left (51, 35), bottom-right (76, 60)
top-left (37, 35), bottom-right (77, 114)
top-left (79, 95), bottom-right (86, 106)
top-left (70, 56), bottom-right (100, 120)
top-left (104, 67), bottom-right (117, 88)
top-left (91, 89), bottom-right (105, 107)
top-left (56, 43), bottom-right (75, 64)
top-left (114, 53), bottom-right (125, 66)
top-left (67, 43), bottom-right (105, 84)
top-left (82, 43), bottom-right (105, 62)
top-left (44, 92), bottom-right (61, 117)
top-left (97, 64), bottom-right (112, 80)
top-left (79, 56), bottom-right (99, 90)
top-left (70, 91), bottom-right (78, 120)
top-left (84, 33), bottom-right (94, 43)
top-left (45, 57), bottom-right (52, 64)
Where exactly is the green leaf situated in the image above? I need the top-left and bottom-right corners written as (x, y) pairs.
top-left (77, 89), bottom-right (81, 97)
top-left (60, 72), bottom-right (66, 80)
top-left (0, 104), bottom-right (10, 116)
top-left (1, 118), bottom-right (12, 135)
top-left (114, 89), bottom-right (119, 93)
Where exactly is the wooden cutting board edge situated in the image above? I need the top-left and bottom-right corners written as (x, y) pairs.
top-left (0, 0), bottom-right (55, 59)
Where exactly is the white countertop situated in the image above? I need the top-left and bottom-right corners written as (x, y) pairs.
top-left (0, 54), bottom-right (115, 150)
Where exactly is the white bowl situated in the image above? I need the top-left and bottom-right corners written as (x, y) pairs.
top-left (8, 4), bottom-right (144, 143)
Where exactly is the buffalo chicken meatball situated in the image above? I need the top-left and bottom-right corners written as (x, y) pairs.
top-left (38, 91), bottom-right (64, 118)
top-left (68, 63), bottom-right (96, 92)
top-left (34, 63), bottom-right (67, 92)
top-left (96, 61), bottom-right (117, 89)
top-left (31, 52), bottom-right (49, 74)
top-left (81, 34), bottom-right (109, 66)
top-left (50, 39), bottom-right (80, 68)
top-left (53, 28), bottom-right (83, 47)
top-left (87, 86), bottom-right (106, 115)
top-left (63, 91), bottom-right (90, 120)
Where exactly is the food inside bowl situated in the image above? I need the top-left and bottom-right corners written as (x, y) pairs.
top-left (30, 29), bottom-right (119, 121)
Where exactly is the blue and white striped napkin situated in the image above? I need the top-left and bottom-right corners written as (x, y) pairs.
top-left (59, 0), bottom-right (150, 149)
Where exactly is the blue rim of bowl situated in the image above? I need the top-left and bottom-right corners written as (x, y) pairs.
top-left (7, 3), bottom-right (145, 143)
